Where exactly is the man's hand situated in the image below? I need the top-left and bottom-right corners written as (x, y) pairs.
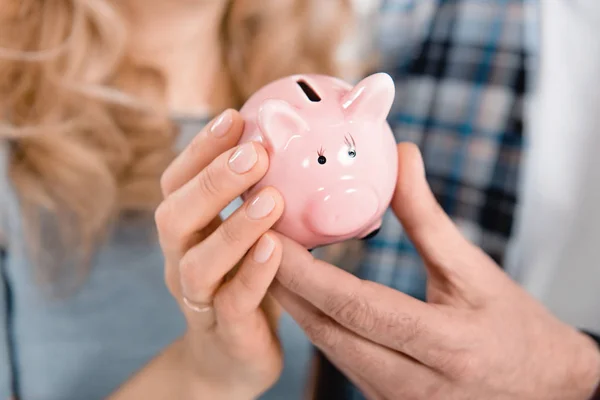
top-left (271, 143), bottom-right (600, 400)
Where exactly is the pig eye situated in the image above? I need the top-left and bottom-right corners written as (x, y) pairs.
top-left (344, 134), bottom-right (357, 158)
top-left (317, 147), bottom-right (327, 164)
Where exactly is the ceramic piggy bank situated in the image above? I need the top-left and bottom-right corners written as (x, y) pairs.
top-left (238, 72), bottom-right (398, 249)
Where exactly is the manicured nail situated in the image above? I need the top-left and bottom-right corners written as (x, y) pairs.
top-left (247, 193), bottom-right (275, 219)
top-left (253, 234), bottom-right (276, 263)
top-left (210, 109), bottom-right (233, 137)
top-left (228, 143), bottom-right (257, 174)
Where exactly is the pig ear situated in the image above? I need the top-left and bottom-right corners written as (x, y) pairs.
top-left (341, 72), bottom-right (395, 122)
top-left (258, 99), bottom-right (309, 151)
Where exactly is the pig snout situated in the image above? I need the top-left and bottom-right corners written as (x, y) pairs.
top-left (305, 185), bottom-right (379, 237)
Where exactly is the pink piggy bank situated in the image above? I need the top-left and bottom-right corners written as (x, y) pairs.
top-left (238, 72), bottom-right (398, 249)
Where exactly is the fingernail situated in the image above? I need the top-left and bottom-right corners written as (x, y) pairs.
top-left (228, 143), bottom-right (257, 174)
top-left (253, 234), bottom-right (275, 263)
top-left (210, 109), bottom-right (233, 137)
top-left (247, 193), bottom-right (275, 219)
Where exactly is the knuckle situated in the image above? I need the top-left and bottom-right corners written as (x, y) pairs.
top-left (154, 201), bottom-right (170, 230)
top-left (178, 252), bottom-right (197, 284)
top-left (159, 171), bottom-right (171, 197)
top-left (197, 164), bottom-right (222, 199)
top-left (384, 312), bottom-right (426, 351)
top-left (178, 250), bottom-right (208, 297)
top-left (324, 285), bottom-right (377, 334)
top-left (277, 254), bottom-right (316, 292)
top-left (389, 313), bottom-right (425, 349)
top-left (278, 268), bottom-right (301, 292)
top-left (302, 316), bottom-right (338, 348)
top-left (154, 201), bottom-right (179, 242)
top-left (444, 350), bottom-right (484, 382)
top-left (217, 219), bottom-right (242, 246)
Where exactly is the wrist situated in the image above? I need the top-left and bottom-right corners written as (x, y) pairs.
top-left (177, 339), bottom-right (228, 400)
top-left (179, 334), bottom-right (259, 400)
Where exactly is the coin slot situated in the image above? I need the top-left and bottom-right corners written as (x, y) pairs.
top-left (297, 79), bottom-right (321, 102)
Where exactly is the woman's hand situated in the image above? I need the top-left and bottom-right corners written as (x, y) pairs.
top-left (155, 109), bottom-right (284, 399)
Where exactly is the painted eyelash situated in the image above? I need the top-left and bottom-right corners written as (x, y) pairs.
top-left (317, 146), bottom-right (325, 156)
top-left (344, 134), bottom-right (356, 148)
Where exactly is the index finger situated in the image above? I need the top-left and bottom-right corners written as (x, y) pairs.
top-left (161, 109), bottom-right (244, 197)
top-left (274, 234), bottom-right (467, 370)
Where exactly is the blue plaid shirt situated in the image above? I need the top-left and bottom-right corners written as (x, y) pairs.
top-left (314, 0), bottom-right (539, 398)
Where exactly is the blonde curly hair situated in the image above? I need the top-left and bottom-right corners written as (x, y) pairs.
top-left (0, 0), bottom-right (363, 284)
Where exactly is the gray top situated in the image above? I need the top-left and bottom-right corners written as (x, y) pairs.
top-left (0, 118), bottom-right (311, 399)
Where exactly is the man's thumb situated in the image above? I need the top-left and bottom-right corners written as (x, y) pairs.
top-left (391, 143), bottom-right (492, 286)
